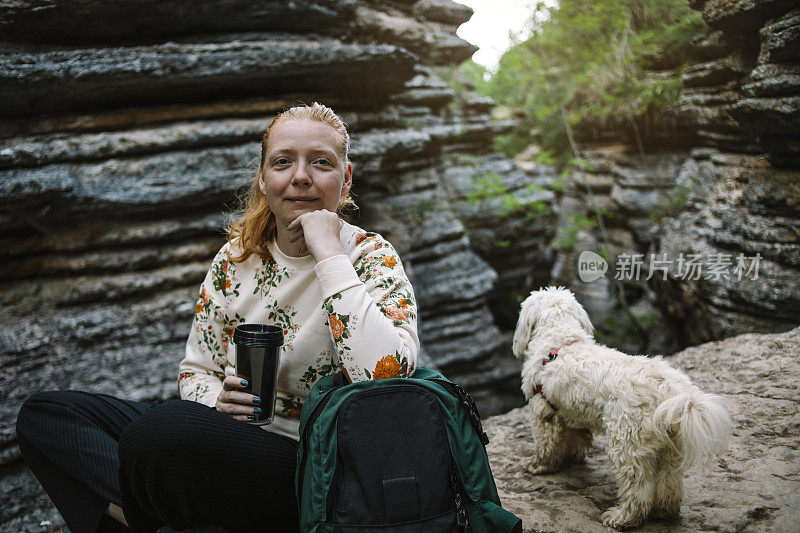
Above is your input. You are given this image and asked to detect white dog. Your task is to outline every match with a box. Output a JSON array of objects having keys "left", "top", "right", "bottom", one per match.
[{"left": 512, "top": 286, "right": 732, "bottom": 529}]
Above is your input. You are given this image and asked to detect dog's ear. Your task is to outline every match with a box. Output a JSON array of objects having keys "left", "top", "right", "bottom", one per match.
[
  {"left": 564, "top": 290, "right": 595, "bottom": 335},
  {"left": 513, "top": 291, "right": 540, "bottom": 359}
]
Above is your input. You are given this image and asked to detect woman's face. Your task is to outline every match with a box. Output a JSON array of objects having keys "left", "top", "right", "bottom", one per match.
[{"left": 259, "top": 118, "right": 352, "bottom": 227}]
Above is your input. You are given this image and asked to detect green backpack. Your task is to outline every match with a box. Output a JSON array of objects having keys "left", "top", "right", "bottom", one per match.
[{"left": 295, "top": 367, "right": 523, "bottom": 532}]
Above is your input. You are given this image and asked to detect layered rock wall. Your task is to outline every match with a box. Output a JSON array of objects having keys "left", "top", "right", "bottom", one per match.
[
  {"left": 0, "top": 1, "right": 559, "bottom": 529},
  {"left": 552, "top": 0, "right": 800, "bottom": 352}
]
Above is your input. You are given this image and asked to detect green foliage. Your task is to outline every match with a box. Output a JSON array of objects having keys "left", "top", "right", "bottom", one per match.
[
  {"left": 553, "top": 214, "right": 598, "bottom": 250},
  {"left": 438, "top": 59, "right": 492, "bottom": 114},
  {"left": 482, "top": 0, "right": 706, "bottom": 158},
  {"left": 503, "top": 194, "right": 523, "bottom": 213},
  {"left": 594, "top": 279, "right": 658, "bottom": 352},
  {"left": 535, "top": 150, "right": 559, "bottom": 167},
  {"left": 650, "top": 185, "right": 691, "bottom": 221},
  {"left": 458, "top": 59, "right": 492, "bottom": 95},
  {"left": 393, "top": 198, "right": 439, "bottom": 225},
  {"left": 466, "top": 172, "right": 507, "bottom": 204},
  {"left": 550, "top": 169, "right": 571, "bottom": 193},
  {"left": 467, "top": 172, "right": 551, "bottom": 219},
  {"left": 595, "top": 309, "right": 656, "bottom": 350},
  {"left": 493, "top": 127, "right": 537, "bottom": 158},
  {"left": 525, "top": 199, "right": 549, "bottom": 220}
]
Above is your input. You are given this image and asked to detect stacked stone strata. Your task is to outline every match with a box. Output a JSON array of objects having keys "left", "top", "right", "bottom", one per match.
[
  {"left": 552, "top": 0, "right": 799, "bottom": 353},
  {"left": 0, "top": 1, "right": 559, "bottom": 530}
]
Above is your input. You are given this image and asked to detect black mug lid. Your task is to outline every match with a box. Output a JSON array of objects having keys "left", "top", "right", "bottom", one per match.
[{"left": 233, "top": 324, "right": 284, "bottom": 346}]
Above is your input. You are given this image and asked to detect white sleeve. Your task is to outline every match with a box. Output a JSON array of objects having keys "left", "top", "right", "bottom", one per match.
[{"left": 315, "top": 234, "right": 419, "bottom": 382}]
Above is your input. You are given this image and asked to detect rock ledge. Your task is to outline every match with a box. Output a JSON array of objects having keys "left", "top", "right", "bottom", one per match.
[{"left": 485, "top": 326, "right": 800, "bottom": 532}]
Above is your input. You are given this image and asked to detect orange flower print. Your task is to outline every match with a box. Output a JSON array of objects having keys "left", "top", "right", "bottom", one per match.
[
  {"left": 398, "top": 298, "right": 411, "bottom": 309},
  {"left": 374, "top": 242, "right": 383, "bottom": 251},
  {"left": 383, "top": 256, "right": 397, "bottom": 268},
  {"left": 196, "top": 287, "right": 211, "bottom": 314},
  {"left": 385, "top": 306, "right": 409, "bottom": 322},
  {"left": 355, "top": 233, "right": 368, "bottom": 245},
  {"left": 221, "top": 328, "right": 234, "bottom": 351},
  {"left": 225, "top": 278, "right": 231, "bottom": 290},
  {"left": 329, "top": 314, "right": 344, "bottom": 339},
  {"left": 281, "top": 396, "right": 303, "bottom": 420},
  {"left": 373, "top": 355, "right": 402, "bottom": 380},
  {"left": 222, "top": 260, "right": 229, "bottom": 274}
]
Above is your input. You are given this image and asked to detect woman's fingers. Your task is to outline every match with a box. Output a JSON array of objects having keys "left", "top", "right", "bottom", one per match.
[
  {"left": 221, "top": 388, "right": 258, "bottom": 404},
  {"left": 218, "top": 376, "right": 263, "bottom": 421},
  {"left": 216, "top": 395, "right": 263, "bottom": 418},
  {"left": 288, "top": 229, "right": 305, "bottom": 244},
  {"left": 219, "top": 400, "right": 262, "bottom": 416},
  {"left": 286, "top": 214, "right": 304, "bottom": 233},
  {"left": 222, "top": 375, "right": 248, "bottom": 391}
]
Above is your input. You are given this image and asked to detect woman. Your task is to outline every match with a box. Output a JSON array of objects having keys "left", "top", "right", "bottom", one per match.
[{"left": 16, "top": 102, "right": 419, "bottom": 533}]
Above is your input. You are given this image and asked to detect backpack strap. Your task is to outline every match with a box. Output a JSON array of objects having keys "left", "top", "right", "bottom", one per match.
[{"left": 434, "top": 379, "right": 490, "bottom": 446}]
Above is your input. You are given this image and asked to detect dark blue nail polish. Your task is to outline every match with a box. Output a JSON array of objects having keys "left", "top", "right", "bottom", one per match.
[
  {"left": 240, "top": 380, "right": 248, "bottom": 387},
  {"left": 252, "top": 397, "right": 261, "bottom": 404},
  {"left": 247, "top": 415, "right": 255, "bottom": 420},
  {"left": 254, "top": 408, "right": 262, "bottom": 414}
]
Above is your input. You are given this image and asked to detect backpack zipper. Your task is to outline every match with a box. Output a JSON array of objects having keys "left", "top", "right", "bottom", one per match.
[{"left": 450, "top": 461, "right": 469, "bottom": 530}]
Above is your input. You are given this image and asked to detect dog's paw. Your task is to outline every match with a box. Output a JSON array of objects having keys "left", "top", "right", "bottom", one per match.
[
  {"left": 601, "top": 507, "right": 643, "bottom": 530},
  {"left": 525, "top": 461, "right": 557, "bottom": 475}
]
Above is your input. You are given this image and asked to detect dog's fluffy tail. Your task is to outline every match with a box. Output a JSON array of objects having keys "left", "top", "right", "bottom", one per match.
[{"left": 654, "top": 388, "right": 733, "bottom": 470}]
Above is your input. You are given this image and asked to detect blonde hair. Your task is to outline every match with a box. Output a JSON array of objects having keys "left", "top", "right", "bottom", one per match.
[{"left": 225, "top": 102, "right": 357, "bottom": 263}]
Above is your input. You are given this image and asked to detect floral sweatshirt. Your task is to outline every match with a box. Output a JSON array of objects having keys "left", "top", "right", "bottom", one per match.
[{"left": 178, "top": 221, "right": 419, "bottom": 440}]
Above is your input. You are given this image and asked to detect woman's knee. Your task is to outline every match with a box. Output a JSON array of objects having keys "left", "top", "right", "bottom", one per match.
[
  {"left": 118, "top": 400, "right": 218, "bottom": 465},
  {"left": 16, "top": 391, "right": 77, "bottom": 441}
]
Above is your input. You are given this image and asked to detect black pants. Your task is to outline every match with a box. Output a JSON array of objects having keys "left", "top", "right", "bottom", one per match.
[{"left": 16, "top": 391, "right": 300, "bottom": 533}]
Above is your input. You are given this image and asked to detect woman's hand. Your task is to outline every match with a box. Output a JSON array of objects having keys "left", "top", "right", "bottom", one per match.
[
  {"left": 287, "top": 210, "right": 344, "bottom": 262},
  {"left": 216, "top": 376, "right": 263, "bottom": 422}
]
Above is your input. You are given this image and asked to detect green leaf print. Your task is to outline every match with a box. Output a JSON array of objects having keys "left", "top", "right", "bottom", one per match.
[
  {"left": 253, "top": 259, "right": 292, "bottom": 298},
  {"left": 211, "top": 256, "right": 241, "bottom": 297},
  {"left": 222, "top": 312, "right": 245, "bottom": 352},
  {"left": 267, "top": 307, "right": 297, "bottom": 332},
  {"left": 195, "top": 286, "right": 226, "bottom": 365},
  {"left": 298, "top": 363, "right": 336, "bottom": 390}
]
